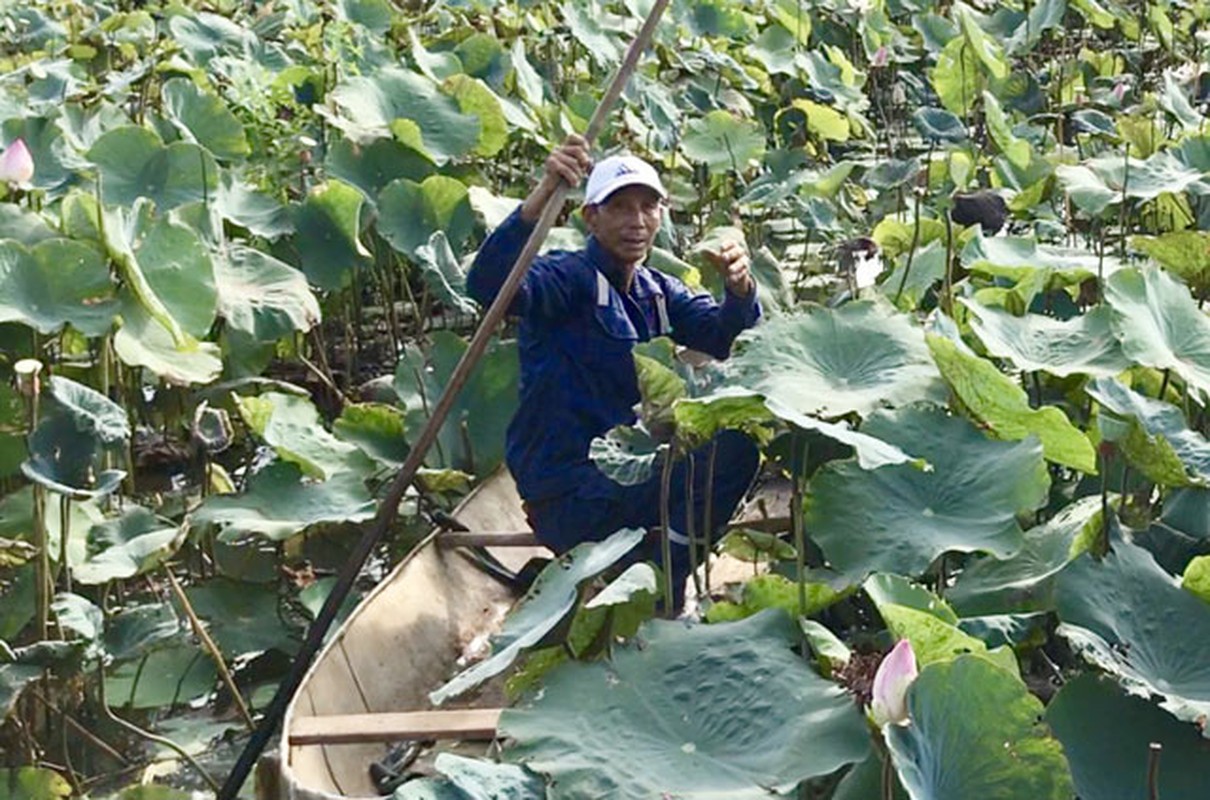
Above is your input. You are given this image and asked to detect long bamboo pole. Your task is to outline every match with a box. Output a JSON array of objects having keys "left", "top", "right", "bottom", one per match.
[{"left": 218, "top": 4, "right": 671, "bottom": 795}]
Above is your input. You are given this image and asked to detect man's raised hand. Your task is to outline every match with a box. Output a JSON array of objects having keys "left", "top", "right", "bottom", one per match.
[
  {"left": 707, "top": 239, "right": 755, "bottom": 298},
  {"left": 520, "top": 134, "right": 592, "bottom": 222}
]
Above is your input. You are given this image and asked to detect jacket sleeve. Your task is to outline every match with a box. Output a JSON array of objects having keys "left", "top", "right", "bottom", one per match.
[
  {"left": 663, "top": 276, "right": 762, "bottom": 360},
  {"left": 466, "top": 207, "right": 585, "bottom": 320}
]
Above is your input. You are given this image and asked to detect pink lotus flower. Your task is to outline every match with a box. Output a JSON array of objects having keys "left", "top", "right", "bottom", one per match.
[
  {"left": 0, "top": 139, "right": 34, "bottom": 186},
  {"left": 870, "top": 639, "right": 918, "bottom": 726},
  {"left": 872, "top": 46, "right": 889, "bottom": 68}
]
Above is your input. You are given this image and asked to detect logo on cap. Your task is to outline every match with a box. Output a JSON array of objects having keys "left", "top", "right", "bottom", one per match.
[{"left": 614, "top": 163, "right": 637, "bottom": 177}]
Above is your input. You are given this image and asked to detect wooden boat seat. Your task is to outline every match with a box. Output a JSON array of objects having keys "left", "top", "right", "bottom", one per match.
[{"left": 289, "top": 709, "right": 502, "bottom": 745}]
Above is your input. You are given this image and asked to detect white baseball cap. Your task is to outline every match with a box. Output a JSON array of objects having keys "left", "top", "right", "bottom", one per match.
[{"left": 583, "top": 154, "right": 667, "bottom": 206}]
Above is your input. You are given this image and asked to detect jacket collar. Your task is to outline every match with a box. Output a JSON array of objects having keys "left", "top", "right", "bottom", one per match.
[{"left": 586, "top": 235, "right": 657, "bottom": 298}]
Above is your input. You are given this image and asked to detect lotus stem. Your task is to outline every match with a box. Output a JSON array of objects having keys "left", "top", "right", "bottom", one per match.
[
  {"left": 58, "top": 495, "right": 71, "bottom": 593},
  {"left": 164, "top": 567, "right": 255, "bottom": 731},
  {"left": 31, "top": 689, "right": 128, "bottom": 766},
  {"left": 659, "top": 446, "right": 675, "bottom": 618},
  {"left": 16, "top": 359, "right": 48, "bottom": 639},
  {"left": 881, "top": 745, "right": 896, "bottom": 800},
  {"left": 1147, "top": 741, "right": 1162, "bottom": 800},
  {"left": 701, "top": 440, "right": 718, "bottom": 597}
]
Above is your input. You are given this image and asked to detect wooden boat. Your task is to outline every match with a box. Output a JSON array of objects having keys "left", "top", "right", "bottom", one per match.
[{"left": 258, "top": 468, "right": 790, "bottom": 799}]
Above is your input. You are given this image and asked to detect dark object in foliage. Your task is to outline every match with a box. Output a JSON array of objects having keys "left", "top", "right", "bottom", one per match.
[
  {"left": 951, "top": 190, "right": 1008, "bottom": 235},
  {"left": 369, "top": 739, "right": 431, "bottom": 794}
]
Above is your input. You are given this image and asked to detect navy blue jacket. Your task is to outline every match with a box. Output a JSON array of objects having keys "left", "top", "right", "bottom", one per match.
[{"left": 466, "top": 208, "right": 761, "bottom": 502}]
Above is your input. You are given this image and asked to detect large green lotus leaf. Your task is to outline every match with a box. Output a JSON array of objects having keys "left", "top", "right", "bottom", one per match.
[
  {"left": 0, "top": 767, "right": 71, "bottom": 800},
  {"left": 930, "top": 35, "right": 982, "bottom": 116},
  {"left": 1057, "top": 151, "right": 1203, "bottom": 215},
  {"left": 129, "top": 214, "right": 217, "bottom": 338},
  {"left": 168, "top": 10, "right": 252, "bottom": 66},
  {"left": 393, "top": 332, "right": 517, "bottom": 476},
  {"left": 161, "top": 76, "right": 249, "bottom": 160},
  {"left": 412, "top": 233, "right": 482, "bottom": 317},
  {"left": 963, "top": 233, "right": 1124, "bottom": 285},
  {"left": 0, "top": 203, "right": 57, "bottom": 247},
  {"left": 1132, "top": 231, "right": 1210, "bottom": 293},
  {"left": 100, "top": 200, "right": 190, "bottom": 347},
  {"left": 189, "top": 462, "right": 376, "bottom": 542},
  {"left": 865, "top": 573, "right": 959, "bottom": 623},
  {"left": 0, "top": 487, "right": 97, "bottom": 572},
  {"left": 334, "top": 402, "right": 409, "bottom": 467},
  {"left": 104, "top": 642, "right": 216, "bottom": 709},
  {"left": 723, "top": 302, "right": 944, "bottom": 419},
  {"left": 394, "top": 754, "right": 546, "bottom": 800},
  {"left": 1047, "top": 674, "right": 1210, "bottom": 799},
  {"left": 1089, "top": 377, "right": 1210, "bottom": 486},
  {"left": 214, "top": 244, "right": 320, "bottom": 342},
  {"left": 681, "top": 110, "right": 766, "bottom": 173},
  {"left": 325, "top": 136, "right": 435, "bottom": 200},
  {"left": 878, "top": 603, "right": 1019, "bottom": 675},
  {"left": 378, "top": 175, "right": 474, "bottom": 260},
  {"left": 704, "top": 573, "right": 848, "bottom": 624},
  {"left": 912, "top": 107, "right": 968, "bottom": 143},
  {"left": 955, "top": 4, "right": 1009, "bottom": 79},
  {"left": 74, "top": 507, "right": 184, "bottom": 585},
  {"left": 443, "top": 75, "right": 508, "bottom": 158},
  {"left": 948, "top": 494, "right": 1103, "bottom": 615},
  {"left": 113, "top": 296, "right": 222, "bottom": 386},
  {"left": 1057, "top": 535, "right": 1210, "bottom": 729},
  {"left": 0, "top": 238, "right": 117, "bottom": 336},
  {"left": 670, "top": 387, "right": 923, "bottom": 470},
  {"left": 22, "top": 416, "right": 124, "bottom": 500},
  {"left": 430, "top": 528, "right": 644, "bottom": 706},
  {"left": 325, "top": 68, "right": 479, "bottom": 163},
  {"left": 292, "top": 179, "right": 372, "bottom": 290},
  {"left": 47, "top": 376, "right": 128, "bottom": 445},
  {"left": 235, "top": 392, "right": 373, "bottom": 480},
  {"left": 215, "top": 175, "right": 293, "bottom": 240},
  {"left": 1105, "top": 266, "right": 1210, "bottom": 398},
  {"left": 885, "top": 655, "right": 1074, "bottom": 800},
  {"left": 589, "top": 424, "right": 661, "bottom": 487},
  {"left": 807, "top": 406, "right": 1049, "bottom": 581},
  {"left": 102, "top": 603, "right": 181, "bottom": 663},
  {"left": 563, "top": 0, "right": 624, "bottom": 62},
  {"left": 501, "top": 609, "right": 869, "bottom": 799},
  {"left": 184, "top": 578, "right": 297, "bottom": 656},
  {"left": 928, "top": 334, "right": 1096, "bottom": 472},
  {"left": 961, "top": 299, "right": 1129, "bottom": 378},
  {"left": 87, "top": 125, "right": 219, "bottom": 211}
]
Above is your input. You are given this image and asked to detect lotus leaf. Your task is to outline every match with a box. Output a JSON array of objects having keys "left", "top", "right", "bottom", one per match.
[
  {"left": 1057, "top": 151, "right": 1203, "bottom": 215},
  {"left": 589, "top": 424, "right": 662, "bottom": 487},
  {"left": 104, "top": 642, "right": 216, "bottom": 709},
  {"left": 169, "top": 11, "right": 252, "bottom": 66},
  {"left": 73, "top": 507, "right": 184, "bottom": 585},
  {"left": 394, "top": 754, "right": 546, "bottom": 800},
  {"left": 102, "top": 604, "right": 181, "bottom": 663},
  {"left": 930, "top": 37, "right": 981, "bottom": 116},
  {"left": 413, "top": 232, "right": 479, "bottom": 317},
  {"left": 563, "top": 0, "right": 623, "bottom": 63},
  {"left": 1089, "top": 376, "right": 1210, "bottom": 486},
  {"left": 913, "top": 107, "right": 968, "bottom": 143},
  {"left": 681, "top": 110, "right": 766, "bottom": 173},
  {"left": 189, "top": 462, "right": 375, "bottom": 542},
  {"left": 292, "top": 179, "right": 371, "bottom": 290},
  {"left": 948, "top": 494, "right": 1104, "bottom": 615},
  {"left": 703, "top": 573, "right": 846, "bottom": 622},
  {"left": 113, "top": 296, "right": 222, "bottom": 386},
  {"left": 1057, "top": 535, "right": 1210, "bottom": 730},
  {"left": 430, "top": 527, "right": 644, "bottom": 706},
  {"left": 963, "top": 233, "right": 1123, "bottom": 284},
  {"left": 807, "top": 405, "right": 1049, "bottom": 581},
  {"left": 1105, "top": 266, "right": 1210, "bottom": 398},
  {"left": 23, "top": 419, "right": 124, "bottom": 500},
  {"left": 325, "top": 68, "right": 479, "bottom": 162},
  {"left": 161, "top": 77, "right": 249, "bottom": 160},
  {"left": 379, "top": 175, "right": 474, "bottom": 260},
  {"left": 237, "top": 392, "right": 372, "bottom": 480},
  {"left": 184, "top": 578, "right": 297, "bottom": 656},
  {"left": 927, "top": 334, "right": 1096, "bottom": 472},
  {"left": 723, "top": 302, "right": 944, "bottom": 419},
  {"left": 863, "top": 573, "right": 958, "bottom": 624},
  {"left": 214, "top": 244, "right": 320, "bottom": 342},
  {"left": 334, "top": 403, "right": 409, "bottom": 467},
  {"left": 1131, "top": 230, "right": 1210, "bottom": 292},
  {"left": 501, "top": 609, "right": 869, "bottom": 799},
  {"left": 885, "top": 654, "right": 1074, "bottom": 799},
  {"left": 393, "top": 332, "right": 517, "bottom": 476},
  {"left": 0, "top": 768, "right": 70, "bottom": 800},
  {"left": 443, "top": 75, "right": 508, "bottom": 158},
  {"left": 0, "top": 239, "right": 117, "bottom": 336},
  {"left": 1047, "top": 674, "right": 1210, "bottom": 799},
  {"left": 961, "top": 299, "right": 1129, "bottom": 378},
  {"left": 87, "top": 126, "right": 219, "bottom": 212}
]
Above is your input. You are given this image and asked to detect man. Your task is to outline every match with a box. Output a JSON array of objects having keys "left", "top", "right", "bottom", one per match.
[{"left": 466, "top": 134, "right": 761, "bottom": 610}]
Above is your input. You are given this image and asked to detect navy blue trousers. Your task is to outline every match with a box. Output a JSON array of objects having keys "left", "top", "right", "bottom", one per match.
[{"left": 525, "top": 430, "right": 759, "bottom": 609}]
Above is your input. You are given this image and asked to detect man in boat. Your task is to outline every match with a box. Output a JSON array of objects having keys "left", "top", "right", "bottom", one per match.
[{"left": 466, "top": 134, "right": 761, "bottom": 611}]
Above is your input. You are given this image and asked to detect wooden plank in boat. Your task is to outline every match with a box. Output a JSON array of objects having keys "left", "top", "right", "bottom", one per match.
[{"left": 289, "top": 709, "right": 502, "bottom": 745}]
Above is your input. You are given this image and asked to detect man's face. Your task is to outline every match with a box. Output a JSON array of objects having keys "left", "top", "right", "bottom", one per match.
[{"left": 583, "top": 185, "right": 663, "bottom": 267}]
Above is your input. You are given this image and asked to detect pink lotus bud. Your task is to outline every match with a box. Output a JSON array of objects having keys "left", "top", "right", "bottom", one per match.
[
  {"left": 873, "top": 47, "right": 889, "bottom": 68},
  {"left": 1112, "top": 82, "right": 1127, "bottom": 103},
  {"left": 0, "top": 139, "right": 33, "bottom": 186},
  {"left": 870, "top": 639, "right": 917, "bottom": 727}
]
